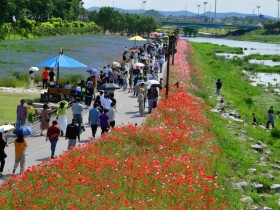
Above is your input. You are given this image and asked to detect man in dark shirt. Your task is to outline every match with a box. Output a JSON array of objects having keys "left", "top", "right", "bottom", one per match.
[
  {"left": 65, "top": 118, "right": 80, "bottom": 149},
  {"left": 216, "top": 79, "right": 222, "bottom": 95},
  {"left": 49, "top": 68, "right": 55, "bottom": 82},
  {"left": 85, "top": 83, "right": 94, "bottom": 108}
]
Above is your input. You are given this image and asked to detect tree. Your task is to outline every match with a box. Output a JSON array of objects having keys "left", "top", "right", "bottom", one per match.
[
  {"left": 95, "top": 7, "right": 116, "bottom": 34},
  {"left": 0, "top": 0, "right": 9, "bottom": 25}
]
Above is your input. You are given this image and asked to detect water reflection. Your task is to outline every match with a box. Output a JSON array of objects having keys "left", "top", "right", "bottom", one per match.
[
  {"left": 248, "top": 59, "right": 280, "bottom": 66},
  {"left": 183, "top": 37, "right": 280, "bottom": 55},
  {"left": 246, "top": 71, "right": 280, "bottom": 87}
]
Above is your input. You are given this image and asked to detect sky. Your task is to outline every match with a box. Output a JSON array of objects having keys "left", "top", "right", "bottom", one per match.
[{"left": 83, "top": 0, "right": 280, "bottom": 17}]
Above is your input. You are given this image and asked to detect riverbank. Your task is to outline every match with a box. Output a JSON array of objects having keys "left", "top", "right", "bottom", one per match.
[{"left": 190, "top": 41, "right": 280, "bottom": 208}]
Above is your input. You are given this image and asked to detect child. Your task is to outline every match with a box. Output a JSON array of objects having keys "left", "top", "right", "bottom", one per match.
[{"left": 252, "top": 113, "right": 257, "bottom": 125}]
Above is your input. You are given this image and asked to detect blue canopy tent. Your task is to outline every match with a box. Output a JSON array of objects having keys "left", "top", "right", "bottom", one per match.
[{"left": 36, "top": 50, "right": 87, "bottom": 81}]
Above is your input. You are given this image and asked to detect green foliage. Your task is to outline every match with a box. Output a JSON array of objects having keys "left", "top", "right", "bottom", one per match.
[
  {"left": 94, "top": 7, "right": 159, "bottom": 35},
  {"left": 243, "top": 96, "right": 254, "bottom": 108},
  {"left": 183, "top": 26, "right": 200, "bottom": 37},
  {"left": 271, "top": 128, "right": 280, "bottom": 138}
]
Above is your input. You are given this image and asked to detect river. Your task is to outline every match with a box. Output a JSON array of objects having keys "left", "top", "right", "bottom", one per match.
[
  {"left": 0, "top": 34, "right": 144, "bottom": 77},
  {"left": 182, "top": 37, "right": 280, "bottom": 55},
  {"left": 182, "top": 36, "right": 280, "bottom": 87}
]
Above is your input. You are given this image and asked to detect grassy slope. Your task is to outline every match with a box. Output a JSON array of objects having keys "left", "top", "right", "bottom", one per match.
[
  {"left": 0, "top": 92, "right": 39, "bottom": 125},
  {"left": 190, "top": 42, "right": 280, "bottom": 208}
]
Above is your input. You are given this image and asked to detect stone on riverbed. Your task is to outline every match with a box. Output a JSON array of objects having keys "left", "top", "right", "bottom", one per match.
[
  {"left": 270, "top": 164, "right": 280, "bottom": 170},
  {"left": 251, "top": 144, "right": 263, "bottom": 153},
  {"left": 240, "top": 195, "right": 254, "bottom": 205},
  {"left": 271, "top": 184, "right": 280, "bottom": 193}
]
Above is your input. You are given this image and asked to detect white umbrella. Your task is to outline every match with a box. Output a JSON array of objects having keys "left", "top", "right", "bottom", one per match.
[
  {"left": 0, "top": 124, "right": 15, "bottom": 133},
  {"left": 112, "top": 62, "right": 121, "bottom": 68},
  {"left": 29, "top": 67, "right": 39, "bottom": 72},
  {"left": 144, "top": 80, "right": 160, "bottom": 85},
  {"left": 133, "top": 63, "right": 145, "bottom": 69}
]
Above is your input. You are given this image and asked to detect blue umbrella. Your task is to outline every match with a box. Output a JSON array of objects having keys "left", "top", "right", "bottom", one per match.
[
  {"left": 36, "top": 52, "right": 87, "bottom": 81},
  {"left": 86, "top": 68, "right": 100, "bottom": 75},
  {"left": 13, "top": 126, "right": 33, "bottom": 136}
]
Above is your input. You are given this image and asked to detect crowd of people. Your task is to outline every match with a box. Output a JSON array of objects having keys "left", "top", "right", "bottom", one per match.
[{"left": 0, "top": 39, "right": 167, "bottom": 176}]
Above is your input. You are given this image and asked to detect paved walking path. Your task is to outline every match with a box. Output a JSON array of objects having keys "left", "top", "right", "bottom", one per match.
[{"left": 0, "top": 61, "right": 165, "bottom": 184}]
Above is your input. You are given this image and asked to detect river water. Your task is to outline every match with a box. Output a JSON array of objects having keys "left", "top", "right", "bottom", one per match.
[
  {"left": 182, "top": 36, "right": 280, "bottom": 87},
  {"left": 0, "top": 34, "right": 144, "bottom": 77}
]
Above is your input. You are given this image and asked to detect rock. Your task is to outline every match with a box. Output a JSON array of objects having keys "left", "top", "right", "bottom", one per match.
[
  {"left": 248, "top": 138, "right": 254, "bottom": 142},
  {"left": 259, "top": 162, "right": 268, "bottom": 166},
  {"left": 258, "top": 125, "right": 266, "bottom": 130},
  {"left": 235, "top": 181, "right": 251, "bottom": 191},
  {"left": 251, "top": 144, "right": 263, "bottom": 153},
  {"left": 270, "top": 164, "right": 280, "bottom": 170},
  {"left": 241, "top": 130, "right": 248, "bottom": 135},
  {"left": 277, "top": 199, "right": 280, "bottom": 206},
  {"left": 259, "top": 156, "right": 269, "bottom": 162},
  {"left": 261, "top": 173, "right": 274, "bottom": 180},
  {"left": 271, "top": 184, "right": 280, "bottom": 193},
  {"left": 241, "top": 195, "right": 254, "bottom": 205},
  {"left": 253, "top": 183, "right": 264, "bottom": 193},
  {"left": 210, "top": 108, "right": 220, "bottom": 114},
  {"left": 276, "top": 160, "right": 280, "bottom": 164},
  {"left": 257, "top": 141, "right": 267, "bottom": 148},
  {"left": 249, "top": 168, "right": 257, "bottom": 174},
  {"left": 263, "top": 207, "right": 272, "bottom": 210},
  {"left": 251, "top": 206, "right": 260, "bottom": 210},
  {"left": 229, "top": 111, "right": 241, "bottom": 119},
  {"left": 265, "top": 150, "right": 273, "bottom": 156}
]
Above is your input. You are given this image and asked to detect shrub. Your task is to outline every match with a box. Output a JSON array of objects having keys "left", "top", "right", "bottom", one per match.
[{"left": 271, "top": 127, "right": 280, "bottom": 138}]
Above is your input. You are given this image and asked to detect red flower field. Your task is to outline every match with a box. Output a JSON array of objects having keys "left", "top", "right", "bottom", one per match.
[{"left": 0, "top": 39, "right": 229, "bottom": 209}]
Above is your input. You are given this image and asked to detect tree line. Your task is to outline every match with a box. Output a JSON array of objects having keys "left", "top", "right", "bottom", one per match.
[
  {"left": 0, "top": 1, "right": 159, "bottom": 40},
  {"left": 89, "top": 7, "right": 159, "bottom": 36}
]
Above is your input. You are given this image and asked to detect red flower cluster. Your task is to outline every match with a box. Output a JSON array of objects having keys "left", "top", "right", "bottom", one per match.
[{"left": 0, "top": 39, "right": 228, "bottom": 209}]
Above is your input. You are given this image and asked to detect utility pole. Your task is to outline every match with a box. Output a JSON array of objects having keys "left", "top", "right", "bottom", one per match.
[
  {"left": 203, "top": 2, "right": 208, "bottom": 17},
  {"left": 197, "top": 4, "right": 201, "bottom": 17},
  {"left": 142, "top": 1, "right": 147, "bottom": 14},
  {"left": 256, "top": 6, "right": 261, "bottom": 16},
  {"left": 214, "top": 0, "right": 217, "bottom": 19},
  {"left": 277, "top": 0, "right": 280, "bottom": 20},
  {"left": 185, "top": 4, "right": 187, "bottom": 21},
  {"left": 166, "top": 35, "right": 177, "bottom": 97}
]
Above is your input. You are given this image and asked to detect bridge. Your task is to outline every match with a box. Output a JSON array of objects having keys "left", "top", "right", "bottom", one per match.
[{"left": 161, "top": 21, "right": 260, "bottom": 31}]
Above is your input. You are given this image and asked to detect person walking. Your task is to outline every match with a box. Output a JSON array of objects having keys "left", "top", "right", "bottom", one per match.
[
  {"left": 159, "top": 57, "right": 165, "bottom": 73},
  {"left": 42, "top": 68, "right": 49, "bottom": 89},
  {"left": 12, "top": 134, "right": 27, "bottom": 174},
  {"left": 99, "top": 109, "right": 110, "bottom": 135},
  {"left": 0, "top": 132, "right": 8, "bottom": 177},
  {"left": 65, "top": 118, "right": 80, "bottom": 149},
  {"left": 26, "top": 101, "right": 36, "bottom": 127},
  {"left": 147, "top": 85, "right": 158, "bottom": 114},
  {"left": 128, "top": 75, "right": 133, "bottom": 93},
  {"left": 40, "top": 103, "right": 50, "bottom": 136},
  {"left": 16, "top": 99, "right": 27, "bottom": 128},
  {"left": 72, "top": 98, "right": 84, "bottom": 133},
  {"left": 29, "top": 70, "right": 36, "bottom": 88},
  {"left": 85, "top": 83, "right": 94, "bottom": 108},
  {"left": 216, "top": 79, "right": 222, "bottom": 95},
  {"left": 49, "top": 68, "right": 55, "bottom": 83},
  {"left": 266, "top": 110, "right": 275, "bottom": 129},
  {"left": 138, "top": 83, "right": 145, "bottom": 117},
  {"left": 46, "top": 120, "right": 61, "bottom": 158},
  {"left": 123, "top": 71, "right": 129, "bottom": 91},
  {"left": 56, "top": 100, "right": 68, "bottom": 136},
  {"left": 88, "top": 103, "right": 100, "bottom": 138},
  {"left": 107, "top": 102, "right": 116, "bottom": 131}
]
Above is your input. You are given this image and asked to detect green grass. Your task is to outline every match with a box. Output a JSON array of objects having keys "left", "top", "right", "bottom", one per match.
[
  {"left": 190, "top": 41, "right": 280, "bottom": 209},
  {"left": 0, "top": 92, "right": 39, "bottom": 125},
  {"left": 229, "top": 30, "right": 280, "bottom": 44}
]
